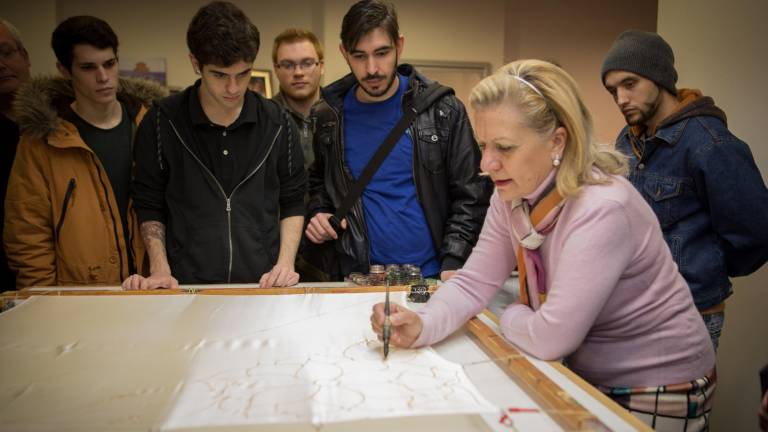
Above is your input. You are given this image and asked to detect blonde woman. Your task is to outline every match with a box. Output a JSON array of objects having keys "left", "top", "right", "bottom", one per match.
[{"left": 371, "top": 60, "right": 715, "bottom": 430}]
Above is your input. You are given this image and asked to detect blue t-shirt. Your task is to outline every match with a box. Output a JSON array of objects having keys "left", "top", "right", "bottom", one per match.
[{"left": 343, "top": 75, "right": 439, "bottom": 276}]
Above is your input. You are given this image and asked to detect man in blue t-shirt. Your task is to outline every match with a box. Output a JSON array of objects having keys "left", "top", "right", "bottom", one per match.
[{"left": 305, "top": 0, "right": 491, "bottom": 280}]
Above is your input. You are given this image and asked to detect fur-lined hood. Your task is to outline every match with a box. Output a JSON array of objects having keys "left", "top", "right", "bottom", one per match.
[{"left": 13, "top": 75, "right": 168, "bottom": 140}]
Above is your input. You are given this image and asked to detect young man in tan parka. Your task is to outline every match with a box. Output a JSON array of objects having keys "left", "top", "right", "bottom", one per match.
[{"left": 3, "top": 16, "right": 166, "bottom": 288}]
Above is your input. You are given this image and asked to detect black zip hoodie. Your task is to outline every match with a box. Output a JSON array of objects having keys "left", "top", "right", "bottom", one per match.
[{"left": 132, "top": 82, "right": 306, "bottom": 283}]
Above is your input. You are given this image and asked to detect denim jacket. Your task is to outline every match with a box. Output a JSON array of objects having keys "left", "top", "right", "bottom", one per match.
[{"left": 615, "top": 89, "right": 768, "bottom": 310}]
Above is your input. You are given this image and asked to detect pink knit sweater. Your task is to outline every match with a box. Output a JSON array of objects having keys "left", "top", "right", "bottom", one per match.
[{"left": 414, "top": 170, "right": 715, "bottom": 388}]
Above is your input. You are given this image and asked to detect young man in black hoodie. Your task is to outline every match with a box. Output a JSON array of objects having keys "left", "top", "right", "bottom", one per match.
[
  {"left": 123, "top": 1, "right": 305, "bottom": 289},
  {"left": 602, "top": 30, "right": 768, "bottom": 350}
]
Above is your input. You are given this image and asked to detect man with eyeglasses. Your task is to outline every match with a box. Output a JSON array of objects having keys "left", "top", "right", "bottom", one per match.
[
  {"left": 123, "top": 1, "right": 306, "bottom": 290},
  {"left": 0, "top": 19, "right": 29, "bottom": 121},
  {"left": 305, "top": 0, "right": 491, "bottom": 281},
  {"left": 0, "top": 18, "right": 31, "bottom": 291},
  {"left": 271, "top": 28, "right": 324, "bottom": 170}
]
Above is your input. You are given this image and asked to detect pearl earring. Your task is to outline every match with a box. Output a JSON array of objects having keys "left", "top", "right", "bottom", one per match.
[{"left": 552, "top": 155, "right": 561, "bottom": 167}]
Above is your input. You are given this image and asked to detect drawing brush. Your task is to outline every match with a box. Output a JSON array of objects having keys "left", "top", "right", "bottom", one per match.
[{"left": 383, "top": 277, "right": 391, "bottom": 360}]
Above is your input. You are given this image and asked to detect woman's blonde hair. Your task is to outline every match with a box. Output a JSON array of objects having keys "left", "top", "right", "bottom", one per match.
[{"left": 469, "top": 59, "right": 627, "bottom": 198}]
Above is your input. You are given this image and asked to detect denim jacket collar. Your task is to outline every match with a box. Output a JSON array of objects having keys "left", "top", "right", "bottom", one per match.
[
  {"left": 629, "top": 88, "right": 726, "bottom": 148},
  {"left": 654, "top": 119, "right": 689, "bottom": 146}
]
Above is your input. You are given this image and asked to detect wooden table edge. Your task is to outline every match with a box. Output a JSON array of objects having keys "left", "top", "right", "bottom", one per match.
[
  {"left": 478, "top": 310, "right": 651, "bottom": 431},
  {"left": 1, "top": 285, "right": 650, "bottom": 430}
]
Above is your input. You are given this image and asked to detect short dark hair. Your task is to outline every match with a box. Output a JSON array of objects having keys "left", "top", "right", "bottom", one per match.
[
  {"left": 272, "top": 28, "right": 324, "bottom": 64},
  {"left": 340, "top": 0, "right": 399, "bottom": 52},
  {"left": 187, "top": 1, "right": 260, "bottom": 67},
  {"left": 51, "top": 16, "right": 118, "bottom": 71}
]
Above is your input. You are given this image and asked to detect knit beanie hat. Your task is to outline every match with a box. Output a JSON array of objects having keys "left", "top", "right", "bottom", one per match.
[{"left": 601, "top": 30, "right": 678, "bottom": 95}]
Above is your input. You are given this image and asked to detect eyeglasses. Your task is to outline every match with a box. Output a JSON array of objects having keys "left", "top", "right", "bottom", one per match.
[
  {"left": 0, "top": 46, "right": 20, "bottom": 61},
  {"left": 276, "top": 59, "right": 321, "bottom": 72}
]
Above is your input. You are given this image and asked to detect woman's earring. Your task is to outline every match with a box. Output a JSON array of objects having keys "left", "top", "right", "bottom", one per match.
[{"left": 552, "top": 155, "right": 561, "bottom": 167}]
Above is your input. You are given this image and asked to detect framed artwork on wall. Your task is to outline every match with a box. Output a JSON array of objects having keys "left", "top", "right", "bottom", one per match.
[
  {"left": 249, "top": 69, "right": 273, "bottom": 98},
  {"left": 119, "top": 57, "right": 167, "bottom": 86}
]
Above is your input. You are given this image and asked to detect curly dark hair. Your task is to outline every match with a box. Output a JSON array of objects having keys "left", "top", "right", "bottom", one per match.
[
  {"left": 340, "top": 0, "right": 399, "bottom": 52},
  {"left": 187, "top": 1, "right": 260, "bottom": 67},
  {"left": 51, "top": 15, "right": 118, "bottom": 71}
]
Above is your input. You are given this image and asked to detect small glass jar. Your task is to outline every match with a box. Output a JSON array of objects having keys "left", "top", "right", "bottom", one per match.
[
  {"left": 348, "top": 272, "right": 365, "bottom": 285},
  {"left": 386, "top": 264, "right": 405, "bottom": 285},
  {"left": 369, "top": 264, "right": 386, "bottom": 285},
  {"left": 404, "top": 264, "right": 423, "bottom": 285},
  {"left": 353, "top": 275, "right": 370, "bottom": 286}
]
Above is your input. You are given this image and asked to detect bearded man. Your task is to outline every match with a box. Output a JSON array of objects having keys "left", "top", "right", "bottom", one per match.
[{"left": 305, "top": 0, "right": 491, "bottom": 281}]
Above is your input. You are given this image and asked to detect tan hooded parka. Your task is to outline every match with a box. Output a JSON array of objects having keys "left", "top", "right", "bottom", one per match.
[{"left": 4, "top": 76, "right": 167, "bottom": 288}]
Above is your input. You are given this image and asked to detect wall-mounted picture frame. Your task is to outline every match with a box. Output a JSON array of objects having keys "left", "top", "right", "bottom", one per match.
[
  {"left": 119, "top": 57, "right": 167, "bottom": 86},
  {"left": 249, "top": 69, "right": 273, "bottom": 98}
]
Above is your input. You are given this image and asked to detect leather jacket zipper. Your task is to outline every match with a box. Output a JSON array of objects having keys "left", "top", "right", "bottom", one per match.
[
  {"left": 409, "top": 124, "right": 422, "bottom": 204},
  {"left": 328, "top": 105, "right": 371, "bottom": 268},
  {"left": 55, "top": 178, "right": 76, "bottom": 243},
  {"left": 168, "top": 119, "right": 282, "bottom": 282}
]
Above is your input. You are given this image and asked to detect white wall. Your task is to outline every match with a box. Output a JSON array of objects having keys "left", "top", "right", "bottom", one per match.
[
  {"left": 53, "top": 0, "right": 320, "bottom": 91},
  {"left": 659, "top": 1, "right": 768, "bottom": 430},
  {"left": 0, "top": 0, "right": 57, "bottom": 76},
  {"left": 2, "top": 0, "right": 505, "bottom": 96},
  {"left": 323, "top": 0, "right": 506, "bottom": 84},
  {"left": 505, "top": 0, "right": 657, "bottom": 145}
]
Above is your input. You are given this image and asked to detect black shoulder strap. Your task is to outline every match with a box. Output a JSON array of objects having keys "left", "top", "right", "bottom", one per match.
[{"left": 328, "top": 82, "right": 452, "bottom": 232}]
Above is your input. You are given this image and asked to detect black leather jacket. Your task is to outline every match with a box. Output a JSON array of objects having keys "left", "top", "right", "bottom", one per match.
[{"left": 308, "top": 64, "right": 492, "bottom": 276}]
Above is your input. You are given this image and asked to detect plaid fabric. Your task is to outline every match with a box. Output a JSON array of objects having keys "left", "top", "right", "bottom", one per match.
[{"left": 600, "top": 369, "right": 716, "bottom": 432}]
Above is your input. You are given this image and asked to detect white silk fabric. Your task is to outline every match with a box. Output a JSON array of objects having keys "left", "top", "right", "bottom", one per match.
[{"left": 0, "top": 293, "right": 496, "bottom": 430}]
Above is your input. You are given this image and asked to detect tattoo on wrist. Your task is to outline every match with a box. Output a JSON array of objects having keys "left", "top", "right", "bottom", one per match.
[{"left": 141, "top": 221, "right": 166, "bottom": 247}]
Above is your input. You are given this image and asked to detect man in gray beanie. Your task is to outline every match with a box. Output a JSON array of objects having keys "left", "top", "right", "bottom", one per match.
[
  {"left": 602, "top": 29, "right": 768, "bottom": 351},
  {"left": 601, "top": 29, "right": 677, "bottom": 96}
]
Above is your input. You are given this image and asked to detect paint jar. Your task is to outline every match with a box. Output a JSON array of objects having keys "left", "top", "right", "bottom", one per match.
[
  {"left": 403, "top": 264, "right": 423, "bottom": 285},
  {"left": 348, "top": 272, "right": 365, "bottom": 285},
  {"left": 387, "top": 264, "right": 409, "bottom": 285},
  {"left": 369, "top": 265, "right": 386, "bottom": 285},
  {"left": 353, "top": 275, "right": 370, "bottom": 286}
]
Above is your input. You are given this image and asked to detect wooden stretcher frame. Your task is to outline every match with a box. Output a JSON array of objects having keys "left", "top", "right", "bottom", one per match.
[{"left": 0, "top": 284, "right": 650, "bottom": 431}]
